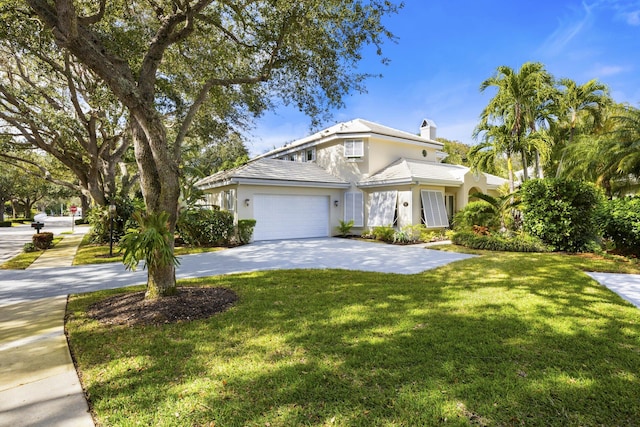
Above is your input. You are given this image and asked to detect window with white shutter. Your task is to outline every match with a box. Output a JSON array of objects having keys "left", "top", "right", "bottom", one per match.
[
  {"left": 367, "top": 191, "right": 398, "bottom": 226},
  {"left": 421, "top": 190, "right": 449, "bottom": 228},
  {"left": 344, "top": 192, "right": 364, "bottom": 227}
]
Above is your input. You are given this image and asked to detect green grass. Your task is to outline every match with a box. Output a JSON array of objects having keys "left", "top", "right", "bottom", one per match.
[
  {"left": 0, "top": 237, "right": 63, "bottom": 269},
  {"left": 73, "top": 234, "right": 224, "bottom": 265},
  {"left": 66, "top": 252, "right": 640, "bottom": 426}
]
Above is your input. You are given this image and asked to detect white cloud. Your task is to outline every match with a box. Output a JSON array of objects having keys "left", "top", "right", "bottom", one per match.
[
  {"left": 537, "top": 2, "right": 595, "bottom": 56},
  {"left": 624, "top": 10, "right": 640, "bottom": 25},
  {"left": 590, "top": 64, "right": 630, "bottom": 77}
]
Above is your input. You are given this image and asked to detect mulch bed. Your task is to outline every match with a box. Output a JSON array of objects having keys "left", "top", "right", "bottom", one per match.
[{"left": 87, "top": 287, "right": 238, "bottom": 326}]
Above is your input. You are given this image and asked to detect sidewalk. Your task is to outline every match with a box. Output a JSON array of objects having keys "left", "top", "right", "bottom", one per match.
[
  {"left": 0, "top": 229, "right": 94, "bottom": 427},
  {"left": 28, "top": 231, "right": 87, "bottom": 269}
]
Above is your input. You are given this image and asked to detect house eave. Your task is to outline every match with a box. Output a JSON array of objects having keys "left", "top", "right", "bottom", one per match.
[
  {"left": 357, "top": 177, "right": 463, "bottom": 188},
  {"left": 201, "top": 177, "right": 350, "bottom": 189}
]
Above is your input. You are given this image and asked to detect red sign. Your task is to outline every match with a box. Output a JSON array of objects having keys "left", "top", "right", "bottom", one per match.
[{"left": 70, "top": 205, "right": 78, "bottom": 214}]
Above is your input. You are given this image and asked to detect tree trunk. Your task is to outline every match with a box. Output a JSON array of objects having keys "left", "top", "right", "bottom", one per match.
[
  {"left": 80, "top": 194, "right": 90, "bottom": 218},
  {"left": 507, "top": 155, "right": 515, "bottom": 193},
  {"left": 131, "top": 118, "right": 180, "bottom": 298},
  {"left": 145, "top": 257, "right": 177, "bottom": 299},
  {"left": 521, "top": 150, "right": 529, "bottom": 182}
]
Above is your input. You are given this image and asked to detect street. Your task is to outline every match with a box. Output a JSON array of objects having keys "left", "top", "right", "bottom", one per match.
[{"left": 0, "top": 216, "right": 80, "bottom": 264}]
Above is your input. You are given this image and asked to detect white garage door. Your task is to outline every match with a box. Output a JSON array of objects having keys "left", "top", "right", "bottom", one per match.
[{"left": 253, "top": 194, "right": 330, "bottom": 241}]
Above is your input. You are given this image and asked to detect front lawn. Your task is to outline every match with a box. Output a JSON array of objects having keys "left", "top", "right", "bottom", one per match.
[
  {"left": 66, "top": 252, "right": 640, "bottom": 426},
  {"left": 73, "top": 234, "right": 225, "bottom": 265}
]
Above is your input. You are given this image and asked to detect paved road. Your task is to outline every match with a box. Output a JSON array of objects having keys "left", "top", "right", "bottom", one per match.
[
  {"left": 0, "top": 238, "right": 476, "bottom": 307},
  {"left": 0, "top": 216, "right": 80, "bottom": 264}
]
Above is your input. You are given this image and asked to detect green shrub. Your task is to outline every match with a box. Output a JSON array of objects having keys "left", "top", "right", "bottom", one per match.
[
  {"left": 177, "top": 209, "right": 235, "bottom": 246},
  {"left": 370, "top": 225, "right": 395, "bottom": 242},
  {"left": 453, "top": 201, "right": 499, "bottom": 231},
  {"left": 420, "top": 228, "right": 450, "bottom": 243},
  {"left": 32, "top": 232, "right": 54, "bottom": 250},
  {"left": 336, "top": 220, "right": 354, "bottom": 237},
  {"left": 598, "top": 196, "right": 640, "bottom": 256},
  {"left": 23, "top": 242, "right": 36, "bottom": 253},
  {"left": 237, "top": 219, "right": 257, "bottom": 244},
  {"left": 452, "top": 231, "right": 549, "bottom": 252},
  {"left": 0, "top": 221, "right": 10, "bottom": 227},
  {"left": 521, "top": 178, "right": 604, "bottom": 252},
  {"left": 75, "top": 218, "right": 89, "bottom": 226},
  {"left": 87, "top": 197, "right": 141, "bottom": 244},
  {"left": 392, "top": 225, "right": 425, "bottom": 244}
]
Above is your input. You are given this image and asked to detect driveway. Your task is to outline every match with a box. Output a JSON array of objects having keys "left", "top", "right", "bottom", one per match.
[{"left": 0, "top": 238, "right": 475, "bottom": 306}]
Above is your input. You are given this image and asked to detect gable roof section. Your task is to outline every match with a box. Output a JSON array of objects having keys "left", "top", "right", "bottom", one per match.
[
  {"left": 358, "top": 158, "right": 507, "bottom": 189},
  {"left": 195, "top": 158, "right": 350, "bottom": 190},
  {"left": 258, "top": 118, "right": 444, "bottom": 159}
]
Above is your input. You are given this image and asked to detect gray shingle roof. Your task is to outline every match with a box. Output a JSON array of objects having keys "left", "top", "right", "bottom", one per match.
[{"left": 195, "top": 158, "right": 349, "bottom": 189}]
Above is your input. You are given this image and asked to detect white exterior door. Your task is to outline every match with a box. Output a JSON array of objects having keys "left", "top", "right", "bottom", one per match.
[{"left": 253, "top": 194, "right": 330, "bottom": 241}]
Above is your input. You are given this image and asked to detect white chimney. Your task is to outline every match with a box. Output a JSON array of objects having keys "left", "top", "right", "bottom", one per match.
[{"left": 420, "top": 119, "right": 437, "bottom": 140}]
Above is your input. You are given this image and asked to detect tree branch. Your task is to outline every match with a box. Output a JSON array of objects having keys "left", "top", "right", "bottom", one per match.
[{"left": 0, "top": 153, "right": 81, "bottom": 192}]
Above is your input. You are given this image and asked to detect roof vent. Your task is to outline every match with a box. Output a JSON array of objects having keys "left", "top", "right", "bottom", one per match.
[{"left": 420, "top": 119, "right": 437, "bottom": 140}]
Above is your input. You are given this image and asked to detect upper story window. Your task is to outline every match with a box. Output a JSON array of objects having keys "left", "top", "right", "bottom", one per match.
[
  {"left": 305, "top": 148, "right": 316, "bottom": 162},
  {"left": 344, "top": 139, "right": 364, "bottom": 158}
]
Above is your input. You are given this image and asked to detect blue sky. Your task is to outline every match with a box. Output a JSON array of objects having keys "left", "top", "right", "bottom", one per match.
[{"left": 246, "top": 0, "right": 640, "bottom": 156}]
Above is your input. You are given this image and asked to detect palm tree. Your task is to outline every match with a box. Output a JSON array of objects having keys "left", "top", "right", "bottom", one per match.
[
  {"left": 563, "top": 103, "right": 640, "bottom": 197},
  {"left": 477, "top": 62, "right": 555, "bottom": 184},
  {"left": 470, "top": 123, "right": 517, "bottom": 191},
  {"left": 554, "top": 78, "right": 610, "bottom": 177},
  {"left": 470, "top": 191, "right": 521, "bottom": 232}
]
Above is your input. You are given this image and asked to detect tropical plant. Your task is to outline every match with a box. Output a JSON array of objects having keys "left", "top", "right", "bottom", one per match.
[
  {"left": 553, "top": 78, "right": 610, "bottom": 177},
  {"left": 470, "top": 124, "right": 516, "bottom": 189},
  {"left": 337, "top": 219, "right": 355, "bottom": 237},
  {"left": 469, "top": 191, "right": 521, "bottom": 231},
  {"left": 120, "top": 211, "right": 180, "bottom": 298},
  {"left": 453, "top": 201, "right": 500, "bottom": 231},
  {"left": 562, "top": 104, "right": 640, "bottom": 196},
  {"left": 475, "top": 62, "right": 555, "bottom": 188}
]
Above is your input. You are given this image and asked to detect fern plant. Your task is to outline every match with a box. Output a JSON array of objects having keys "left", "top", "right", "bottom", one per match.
[
  {"left": 120, "top": 211, "right": 180, "bottom": 272},
  {"left": 336, "top": 219, "right": 355, "bottom": 237}
]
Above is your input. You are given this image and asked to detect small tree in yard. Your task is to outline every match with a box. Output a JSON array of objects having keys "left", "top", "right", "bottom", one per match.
[{"left": 521, "top": 178, "right": 604, "bottom": 252}]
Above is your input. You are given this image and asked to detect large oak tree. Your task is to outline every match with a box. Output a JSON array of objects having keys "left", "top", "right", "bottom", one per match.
[
  {"left": 0, "top": 37, "right": 134, "bottom": 209},
  {"left": 20, "top": 0, "right": 401, "bottom": 298}
]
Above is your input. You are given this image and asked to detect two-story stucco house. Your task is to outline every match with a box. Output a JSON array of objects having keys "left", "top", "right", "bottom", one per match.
[{"left": 195, "top": 118, "right": 506, "bottom": 241}]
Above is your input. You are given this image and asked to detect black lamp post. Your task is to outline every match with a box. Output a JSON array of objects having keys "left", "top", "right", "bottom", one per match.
[{"left": 108, "top": 204, "right": 116, "bottom": 257}]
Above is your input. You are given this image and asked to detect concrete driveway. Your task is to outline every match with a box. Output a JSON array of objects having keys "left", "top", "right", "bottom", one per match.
[{"left": 0, "top": 238, "right": 475, "bottom": 306}]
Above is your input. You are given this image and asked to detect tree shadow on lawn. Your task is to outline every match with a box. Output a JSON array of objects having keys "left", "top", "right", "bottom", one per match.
[{"left": 67, "top": 256, "right": 640, "bottom": 426}]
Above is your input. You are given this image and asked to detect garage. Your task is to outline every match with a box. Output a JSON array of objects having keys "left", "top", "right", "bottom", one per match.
[{"left": 253, "top": 194, "right": 330, "bottom": 241}]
